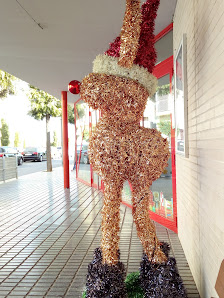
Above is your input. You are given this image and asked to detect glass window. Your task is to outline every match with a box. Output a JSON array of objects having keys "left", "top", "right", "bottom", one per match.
[
  {"left": 91, "top": 110, "right": 100, "bottom": 188},
  {"left": 75, "top": 103, "right": 102, "bottom": 189},
  {"left": 155, "top": 30, "right": 173, "bottom": 64},
  {"left": 122, "top": 75, "right": 175, "bottom": 223},
  {"left": 76, "top": 102, "right": 91, "bottom": 184},
  {"left": 156, "top": 75, "right": 172, "bottom": 116}
]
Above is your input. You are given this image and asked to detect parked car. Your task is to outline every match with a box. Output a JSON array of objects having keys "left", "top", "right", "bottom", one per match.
[
  {"left": 0, "top": 146, "right": 23, "bottom": 165},
  {"left": 23, "top": 147, "right": 46, "bottom": 162},
  {"left": 77, "top": 144, "right": 89, "bottom": 164}
]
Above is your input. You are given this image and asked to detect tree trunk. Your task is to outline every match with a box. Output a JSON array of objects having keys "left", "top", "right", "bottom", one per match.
[{"left": 46, "top": 114, "right": 52, "bottom": 172}]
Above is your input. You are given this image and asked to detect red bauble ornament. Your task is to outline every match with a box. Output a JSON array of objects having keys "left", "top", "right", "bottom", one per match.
[{"left": 68, "top": 80, "right": 80, "bottom": 94}]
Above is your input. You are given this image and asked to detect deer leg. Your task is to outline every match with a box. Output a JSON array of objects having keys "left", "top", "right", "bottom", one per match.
[
  {"left": 101, "top": 179, "right": 124, "bottom": 265},
  {"left": 131, "top": 180, "right": 167, "bottom": 264},
  {"left": 86, "top": 178, "right": 127, "bottom": 297}
]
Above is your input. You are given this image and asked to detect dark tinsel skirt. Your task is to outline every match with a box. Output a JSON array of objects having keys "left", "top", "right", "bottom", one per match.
[
  {"left": 86, "top": 248, "right": 127, "bottom": 298},
  {"left": 140, "top": 242, "right": 187, "bottom": 297}
]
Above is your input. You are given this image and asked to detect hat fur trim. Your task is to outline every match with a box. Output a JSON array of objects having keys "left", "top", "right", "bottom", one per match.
[{"left": 93, "top": 54, "right": 157, "bottom": 96}]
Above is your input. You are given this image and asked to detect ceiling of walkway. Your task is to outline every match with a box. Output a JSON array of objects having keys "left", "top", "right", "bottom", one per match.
[{"left": 0, "top": 0, "right": 177, "bottom": 103}]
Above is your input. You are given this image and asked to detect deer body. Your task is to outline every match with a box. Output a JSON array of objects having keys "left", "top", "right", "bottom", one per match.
[
  {"left": 81, "top": 73, "right": 169, "bottom": 266},
  {"left": 77, "top": 2, "right": 186, "bottom": 296},
  {"left": 89, "top": 116, "right": 168, "bottom": 184}
]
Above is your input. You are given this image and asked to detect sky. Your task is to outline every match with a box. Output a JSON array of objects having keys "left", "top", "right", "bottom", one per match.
[{"left": 0, "top": 80, "right": 75, "bottom": 152}]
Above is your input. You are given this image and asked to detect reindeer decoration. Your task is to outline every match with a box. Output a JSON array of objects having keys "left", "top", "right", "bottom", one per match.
[{"left": 77, "top": 0, "right": 186, "bottom": 296}]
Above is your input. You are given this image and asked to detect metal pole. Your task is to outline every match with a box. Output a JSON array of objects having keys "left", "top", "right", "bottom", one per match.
[
  {"left": 74, "top": 103, "right": 78, "bottom": 177},
  {"left": 16, "top": 155, "right": 18, "bottom": 179},
  {"left": 3, "top": 156, "right": 5, "bottom": 182},
  {"left": 61, "top": 91, "right": 70, "bottom": 189}
]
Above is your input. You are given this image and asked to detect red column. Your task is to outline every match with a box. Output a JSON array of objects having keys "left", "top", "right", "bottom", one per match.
[
  {"left": 61, "top": 91, "right": 70, "bottom": 189},
  {"left": 74, "top": 103, "right": 78, "bottom": 178}
]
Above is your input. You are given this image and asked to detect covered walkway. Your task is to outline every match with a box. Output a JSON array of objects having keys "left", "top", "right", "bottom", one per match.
[{"left": 0, "top": 169, "right": 199, "bottom": 297}]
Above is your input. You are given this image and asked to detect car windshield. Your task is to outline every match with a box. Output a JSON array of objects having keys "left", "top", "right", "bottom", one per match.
[{"left": 24, "top": 147, "right": 37, "bottom": 152}]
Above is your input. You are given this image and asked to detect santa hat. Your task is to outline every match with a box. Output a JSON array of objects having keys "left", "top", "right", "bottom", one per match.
[{"left": 92, "top": 0, "right": 160, "bottom": 95}]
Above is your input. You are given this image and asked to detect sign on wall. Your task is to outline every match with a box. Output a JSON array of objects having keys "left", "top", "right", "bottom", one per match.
[{"left": 174, "top": 34, "right": 189, "bottom": 157}]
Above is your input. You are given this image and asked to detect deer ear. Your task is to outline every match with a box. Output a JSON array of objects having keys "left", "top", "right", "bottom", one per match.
[{"left": 118, "top": 0, "right": 142, "bottom": 69}]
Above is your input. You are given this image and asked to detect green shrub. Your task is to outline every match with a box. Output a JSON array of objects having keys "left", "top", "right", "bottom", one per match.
[{"left": 82, "top": 272, "right": 144, "bottom": 297}]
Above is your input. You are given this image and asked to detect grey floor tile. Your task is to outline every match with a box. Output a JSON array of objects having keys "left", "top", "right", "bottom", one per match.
[{"left": 0, "top": 167, "right": 200, "bottom": 297}]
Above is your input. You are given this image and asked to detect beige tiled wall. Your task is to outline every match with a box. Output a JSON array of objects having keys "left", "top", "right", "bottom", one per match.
[{"left": 173, "top": 0, "right": 224, "bottom": 297}]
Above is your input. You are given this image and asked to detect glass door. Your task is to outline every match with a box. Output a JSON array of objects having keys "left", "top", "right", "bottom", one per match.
[
  {"left": 148, "top": 56, "right": 177, "bottom": 232},
  {"left": 75, "top": 100, "right": 91, "bottom": 186},
  {"left": 91, "top": 109, "right": 101, "bottom": 189},
  {"left": 122, "top": 56, "right": 178, "bottom": 233},
  {"left": 74, "top": 100, "right": 101, "bottom": 189}
]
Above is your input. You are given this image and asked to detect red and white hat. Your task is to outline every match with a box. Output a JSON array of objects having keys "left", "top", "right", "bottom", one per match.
[{"left": 92, "top": 0, "right": 160, "bottom": 95}]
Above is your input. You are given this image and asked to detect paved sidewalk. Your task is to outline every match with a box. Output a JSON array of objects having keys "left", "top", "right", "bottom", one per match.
[{"left": 0, "top": 168, "right": 199, "bottom": 297}]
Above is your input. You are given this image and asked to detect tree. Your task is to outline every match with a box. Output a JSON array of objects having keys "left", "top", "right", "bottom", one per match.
[
  {"left": 0, "top": 70, "right": 16, "bottom": 99},
  {"left": 51, "top": 131, "right": 58, "bottom": 147},
  {"left": 14, "top": 132, "right": 20, "bottom": 148},
  {"left": 83, "top": 129, "right": 89, "bottom": 142},
  {"left": 156, "top": 84, "right": 170, "bottom": 96},
  {"left": 0, "top": 119, "right": 10, "bottom": 146},
  {"left": 27, "top": 85, "right": 61, "bottom": 172},
  {"left": 67, "top": 103, "right": 85, "bottom": 124},
  {"left": 67, "top": 104, "right": 74, "bottom": 124},
  {"left": 157, "top": 120, "right": 171, "bottom": 137},
  {"left": 76, "top": 104, "right": 85, "bottom": 119}
]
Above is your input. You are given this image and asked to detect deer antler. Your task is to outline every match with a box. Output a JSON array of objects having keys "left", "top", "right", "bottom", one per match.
[{"left": 118, "top": 0, "right": 142, "bottom": 69}]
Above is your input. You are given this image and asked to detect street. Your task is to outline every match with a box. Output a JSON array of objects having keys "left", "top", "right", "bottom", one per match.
[{"left": 17, "top": 159, "right": 74, "bottom": 177}]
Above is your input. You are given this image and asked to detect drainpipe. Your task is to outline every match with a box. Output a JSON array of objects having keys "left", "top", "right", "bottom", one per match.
[{"left": 61, "top": 91, "right": 70, "bottom": 189}]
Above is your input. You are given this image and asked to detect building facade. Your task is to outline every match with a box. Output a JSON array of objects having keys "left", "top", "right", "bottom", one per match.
[{"left": 173, "top": 1, "right": 224, "bottom": 297}]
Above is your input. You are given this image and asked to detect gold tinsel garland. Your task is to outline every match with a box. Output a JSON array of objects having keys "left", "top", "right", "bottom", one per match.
[{"left": 118, "top": 0, "right": 142, "bottom": 68}]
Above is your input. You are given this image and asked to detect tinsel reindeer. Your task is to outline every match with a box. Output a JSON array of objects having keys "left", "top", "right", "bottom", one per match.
[{"left": 78, "top": 0, "right": 186, "bottom": 296}]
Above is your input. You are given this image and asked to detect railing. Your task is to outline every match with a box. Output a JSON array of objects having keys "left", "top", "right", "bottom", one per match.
[{"left": 0, "top": 156, "right": 18, "bottom": 182}]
